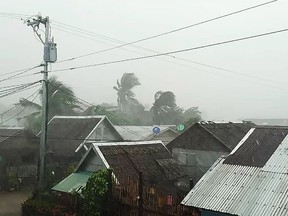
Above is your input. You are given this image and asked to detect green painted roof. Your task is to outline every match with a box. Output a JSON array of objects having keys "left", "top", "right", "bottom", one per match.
[{"left": 52, "top": 171, "right": 93, "bottom": 193}]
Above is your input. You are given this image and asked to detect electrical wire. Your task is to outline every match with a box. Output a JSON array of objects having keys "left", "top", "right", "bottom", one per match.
[
  {"left": 55, "top": 0, "right": 277, "bottom": 63},
  {"left": 0, "top": 87, "right": 41, "bottom": 126},
  {"left": 0, "top": 12, "right": 31, "bottom": 17},
  {"left": 49, "top": 28, "right": 288, "bottom": 73},
  {"left": 0, "top": 65, "right": 42, "bottom": 77},
  {"left": 0, "top": 83, "right": 35, "bottom": 89},
  {"left": 51, "top": 25, "right": 158, "bottom": 58},
  {"left": 0, "top": 64, "right": 42, "bottom": 83},
  {"left": 0, "top": 86, "right": 40, "bottom": 117},
  {"left": 49, "top": 27, "right": 288, "bottom": 91},
  {"left": 51, "top": 22, "right": 288, "bottom": 88},
  {"left": 0, "top": 81, "right": 41, "bottom": 99}
]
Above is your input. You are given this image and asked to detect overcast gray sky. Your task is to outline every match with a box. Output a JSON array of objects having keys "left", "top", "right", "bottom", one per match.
[{"left": 0, "top": 0, "right": 287, "bottom": 121}]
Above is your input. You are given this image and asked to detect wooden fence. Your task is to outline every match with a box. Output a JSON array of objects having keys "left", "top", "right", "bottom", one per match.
[{"left": 111, "top": 174, "right": 184, "bottom": 216}]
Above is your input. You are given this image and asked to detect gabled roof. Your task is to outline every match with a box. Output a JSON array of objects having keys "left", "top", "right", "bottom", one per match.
[
  {"left": 167, "top": 121, "right": 254, "bottom": 151},
  {"left": 224, "top": 126, "right": 288, "bottom": 167},
  {"left": 182, "top": 127, "right": 288, "bottom": 216},
  {"left": 45, "top": 116, "right": 123, "bottom": 157},
  {"left": 77, "top": 141, "right": 189, "bottom": 194},
  {"left": 114, "top": 125, "right": 176, "bottom": 141}
]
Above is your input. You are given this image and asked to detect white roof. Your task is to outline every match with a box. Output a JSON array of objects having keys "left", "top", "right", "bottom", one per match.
[
  {"left": 114, "top": 125, "right": 175, "bottom": 141},
  {"left": 182, "top": 135, "right": 288, "bottom": 216}
]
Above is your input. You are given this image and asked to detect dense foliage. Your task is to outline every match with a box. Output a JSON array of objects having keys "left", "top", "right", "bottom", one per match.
[
  {"left": 21, "top": 169, "right": 111, "bottom": 216},
  {"left": 81, "top": 170, "right": 111, "bottom": 216}
]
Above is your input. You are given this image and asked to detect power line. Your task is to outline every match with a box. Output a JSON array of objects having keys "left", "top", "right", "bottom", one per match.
[
  {"left": 49, "top": 28, "right": 288, "bottom": 73},
  {"left": 0, "top": 12, "right": 33, "bottom": 21},
  {"left": 0, "top": 84, "right": 35, "bottom": 96},
  {"left": 0, "top": 12, "right": 31, "bottom": 17},
  {"left": 0, "top": 87, "right": 41, "bottom": 126},
  {"left": 48, "top": 28, "right": 288, "bottom": 91},
  {"left": 50, "top": 19, "right": 288, "bottom": 88},
  {"left": 0, "top": 81, "right": 41, "bottom": 99},
  {"left": 0, "top": 66, "right": 40, "bottom": 77},
  {"left": 0, "top": 86, "right": 40, "bottom": 117},
  {"left": 0, "top": 82, "right": 38, "bottom": 90},
  {"left": 55, "top": 0, "right": 277, "bottom": 63},
  {"left": 0, "top": 64, "right": 42, "bottom": 83},
  {"left": 50, "top": 22, "right": 288, "bottom": 87}
]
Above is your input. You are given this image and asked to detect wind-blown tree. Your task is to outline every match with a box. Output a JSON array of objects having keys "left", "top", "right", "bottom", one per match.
[
  {"left": 150, "top": 91, "right": 183, "bottom": 125},
  {"left": 19, "top": 76, "right": 81, "bottom": 132},
  {"left": 183, "top": 107, "right": 202, "bottom": 127},
  {"left": 82, "top": 105, "right": 130, "bottom": 125},
  {"left": 113, "top": 73, "right": 144, "bottom": 113}
]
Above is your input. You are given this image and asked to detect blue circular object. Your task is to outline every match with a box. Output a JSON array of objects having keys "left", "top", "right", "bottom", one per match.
[{"left": 152, "top": 127, "right": 161, "bottom": 134}]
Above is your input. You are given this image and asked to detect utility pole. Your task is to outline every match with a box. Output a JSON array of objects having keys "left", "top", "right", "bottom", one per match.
[{"left": 26, "top": 15, "right": 57, "bottom": 189}]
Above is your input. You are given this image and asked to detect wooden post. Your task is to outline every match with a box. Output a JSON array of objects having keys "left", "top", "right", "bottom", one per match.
[{"left": 138, "top": 171, "right": 143, "bottom": 216}]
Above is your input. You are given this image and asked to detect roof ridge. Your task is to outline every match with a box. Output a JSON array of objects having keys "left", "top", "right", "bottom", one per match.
[{"left": 199, "top": 123, "right": 232, "bottom": 151}]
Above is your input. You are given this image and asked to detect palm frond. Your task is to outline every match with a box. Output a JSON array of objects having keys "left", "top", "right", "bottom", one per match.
[
  {"left": 120, "top": 73, "right": 140, "bottom": 91},
  {"left": 156, "top": 91, "right": 176, "bottom": 108}
]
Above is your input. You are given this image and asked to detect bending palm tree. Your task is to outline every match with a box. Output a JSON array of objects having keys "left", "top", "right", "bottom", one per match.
[{"left": 113, "top": 73, "right": 143, "bottom": 113}]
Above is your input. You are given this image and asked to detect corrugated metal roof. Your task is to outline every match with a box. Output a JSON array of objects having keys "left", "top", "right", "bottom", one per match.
[
  {"left": 52, "top": 171, "right": 93, "bottom": 193},
  {"left": 114, "top": 125, "right": 174, "bottom": 141},
  {"left": 182, "top": 135, "right": 288, "bottom": 216},
  {"left": 224, "top": 127, "right": 288, "bottom": 167}
]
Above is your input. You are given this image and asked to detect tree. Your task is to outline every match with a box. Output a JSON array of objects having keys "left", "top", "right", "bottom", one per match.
[
  {"left": 19, "top": 76, "right": 80, "bottom": 132},
  {"left": 81, "top": 169, "right": 111, "bottom": 216},
  {"left": 183, "top": 107, "right": 202, "bottom": 127},
  {"left": 82, "top": 105, "right": 130, "bottom": 125},
  {"left": 150, "top": 91, "right": 183, "bottom": 125},
  {"left": 113, "top": 73, "right": 144, "bottom": 113}
]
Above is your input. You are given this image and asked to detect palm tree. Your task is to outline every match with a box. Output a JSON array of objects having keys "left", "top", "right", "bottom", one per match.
[
  {"left": 150, "top": 91, "right": 182, "bottom": 125},
  {"left": 113, "top": 73, "right": 143, "bottom": 113},
  {"left": 19, "top": 76, "right": 80, "bottom": 132}
]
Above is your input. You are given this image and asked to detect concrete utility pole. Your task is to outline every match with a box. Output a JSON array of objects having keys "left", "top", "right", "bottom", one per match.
[{"left": 27, "top": 15, "right": 57, "bottom": 189}]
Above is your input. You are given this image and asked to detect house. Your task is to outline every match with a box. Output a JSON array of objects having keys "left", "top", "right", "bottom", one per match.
[
  {"left": 0, "top": 127, "right": 39, "bottom": 188},
  {"left": 182, "top": 126, "right": 288, "bottom": 216},
  {"left": 53, "top": 141, "right": 190, "bottom": 214},
  {"left": 166, "top": 121, "right": 254, "bottom": 183},
  {"left": 114, "top": 125, "right": 179, "bottom": 145},
  {"left": 45, "top": 116, "right": 123, "bottom": 178}
]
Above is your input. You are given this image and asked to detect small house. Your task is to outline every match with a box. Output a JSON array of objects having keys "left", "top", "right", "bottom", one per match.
[
  {"left": 45, "top": 116, "right": 123, "bottom": 178},
  {"left": 53, "top": 141, "right": 190, "bottom": 214},
  {"left": 166, "top": 121, "right": 254, "bottom": 183}
]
